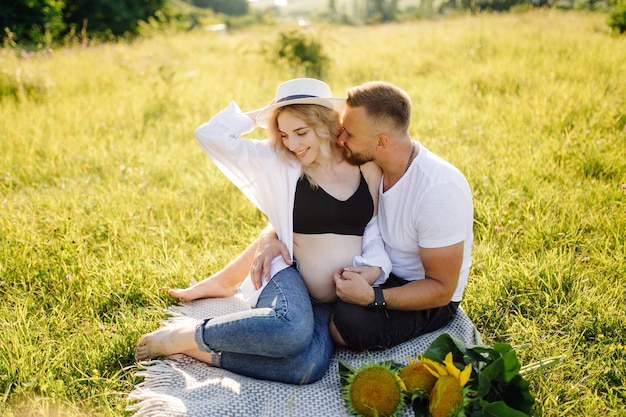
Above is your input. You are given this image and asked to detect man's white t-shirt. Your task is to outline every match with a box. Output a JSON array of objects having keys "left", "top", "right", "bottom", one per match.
[{"left": 378, "top": 143, "right": 473, "bottom": 302}]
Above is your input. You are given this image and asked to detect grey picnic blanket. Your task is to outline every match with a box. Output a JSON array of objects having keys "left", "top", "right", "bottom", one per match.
[{"left": 127, "top": 295, "right": 479, "bottom": 417}]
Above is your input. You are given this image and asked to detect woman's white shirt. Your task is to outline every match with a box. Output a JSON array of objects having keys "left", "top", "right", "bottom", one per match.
[{"left": 194, "top": 101, "right": 390, "bottom": 305}]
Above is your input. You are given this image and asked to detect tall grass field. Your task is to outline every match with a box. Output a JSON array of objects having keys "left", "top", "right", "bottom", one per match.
[{"left": 1, "top": 9, "right": 625, "bottom": 417}]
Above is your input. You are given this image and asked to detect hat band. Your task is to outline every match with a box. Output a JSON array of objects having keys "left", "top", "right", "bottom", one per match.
[{"left": 276, "top": 94, "right": 318, "bottom": 103}]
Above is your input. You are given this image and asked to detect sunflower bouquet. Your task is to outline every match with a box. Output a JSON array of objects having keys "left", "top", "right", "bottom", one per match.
[{"left": 339, "top": 333, "right": 564, "bottom": 417}]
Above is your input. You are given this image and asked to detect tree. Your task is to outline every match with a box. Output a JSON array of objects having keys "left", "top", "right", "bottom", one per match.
[
  {"left": 190, "top": 0, "right": 248, "bottom": 16},
  {"left": 609, "top": 0, "right": 626, "bottom": 33},
  {"left": 365, "top": 0, "right": 400, "bottom": 22},
  {"left": 63, "top": 0, "right": 167, "bottom": 38},
  {"left": 0, "top": 0, "right": 66, "bottom": 44},
  {"left": 1, "top": 0, "right": 168, "bottom": 44}
]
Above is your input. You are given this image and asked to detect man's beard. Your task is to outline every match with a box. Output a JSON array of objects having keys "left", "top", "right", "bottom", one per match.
[{"left": 342, "top": 146, "right": 375, "bottom": 166}]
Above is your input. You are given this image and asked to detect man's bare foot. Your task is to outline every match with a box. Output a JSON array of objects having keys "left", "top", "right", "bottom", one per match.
[
  {"left": 168, "top": 277, "right": 238, "bottom": 301},
  {"left": 135, "top": 322, "right": 198, "bottom": 361}
]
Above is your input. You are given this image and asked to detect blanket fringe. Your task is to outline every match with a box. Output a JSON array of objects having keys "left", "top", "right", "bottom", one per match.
[
  {"left": 133, "top": 360, "right": 177, "bottom": 390},
  {"left": 128, "top": 360, "right": 187, "bottom": 416},
  {"left": 126, "top": 393, "right": 185, "bottom": 417}
]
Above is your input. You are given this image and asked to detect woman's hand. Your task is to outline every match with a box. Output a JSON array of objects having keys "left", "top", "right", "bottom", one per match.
[
  {"left": 250, "top": 229, "right": 291, "bottom": 289},
  {"left": 347, "top": 266, "right": 382, "bottom": 285},
  {"left": 244, "top": 107, "right": 265, "bottom": 127}
]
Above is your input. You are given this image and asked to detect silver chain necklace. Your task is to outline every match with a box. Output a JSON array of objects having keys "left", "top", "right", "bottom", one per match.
[{"left": 405, "top": 142, "right": 416, "bottom": 174}]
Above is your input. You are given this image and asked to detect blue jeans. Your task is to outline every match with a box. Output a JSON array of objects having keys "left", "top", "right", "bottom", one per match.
[{"left": 195, "top": 265, "right": 333, "bottom": 384}]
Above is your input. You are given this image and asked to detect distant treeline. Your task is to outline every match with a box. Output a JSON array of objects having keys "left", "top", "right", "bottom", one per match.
[
  {"left": 1, "top": 0, "right": 624, "bottom": 46},
  {"left": 0, "top": 0, "right": 257, "bottom": 45}
]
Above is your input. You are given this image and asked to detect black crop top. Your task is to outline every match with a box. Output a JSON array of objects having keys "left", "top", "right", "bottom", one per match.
[{"left": 293, "top": 172, "right": 374, "bottom": 236}]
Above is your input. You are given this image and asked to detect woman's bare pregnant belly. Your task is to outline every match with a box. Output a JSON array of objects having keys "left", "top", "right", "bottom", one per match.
[{"left": 292, "top": 233, "right": 362, "bottom": 303}]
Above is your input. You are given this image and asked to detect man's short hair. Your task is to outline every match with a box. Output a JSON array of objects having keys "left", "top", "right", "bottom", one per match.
[{"left": 346, "top": 81, "right": 411, "bottom": 132}]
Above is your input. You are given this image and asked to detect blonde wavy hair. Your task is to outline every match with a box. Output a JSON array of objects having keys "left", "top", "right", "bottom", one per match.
[{"left": 267, "top": 104, "right": 342, "bottom": 185}]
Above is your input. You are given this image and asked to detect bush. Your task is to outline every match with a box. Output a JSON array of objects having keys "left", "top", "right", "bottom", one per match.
[{"left": 270, "top": 30, "right": 329, "bottom": 79}]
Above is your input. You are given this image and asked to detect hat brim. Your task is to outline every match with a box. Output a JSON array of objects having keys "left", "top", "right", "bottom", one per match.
[{"left": 255, "top": 97, "right": 346, "bottom": 128}]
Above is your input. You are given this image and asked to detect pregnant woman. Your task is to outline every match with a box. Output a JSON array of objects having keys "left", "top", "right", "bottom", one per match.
[{"left": 136, "top": 78, "right": 390, "bottom": 384}]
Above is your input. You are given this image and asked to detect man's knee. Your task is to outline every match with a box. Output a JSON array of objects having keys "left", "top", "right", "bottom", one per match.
[{"left": 332, "top": 301, "right": 385, "bottom": 351}]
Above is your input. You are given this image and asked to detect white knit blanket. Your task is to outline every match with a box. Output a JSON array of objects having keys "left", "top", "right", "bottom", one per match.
[{"left": 127, "top": 296, "right": 478, "bottom": 417}]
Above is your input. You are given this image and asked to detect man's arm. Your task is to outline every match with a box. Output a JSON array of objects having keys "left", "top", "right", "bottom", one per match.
[
  {"left": 334, "top": 241, "right": 463, "bottom": 310},
  {"left": 386, "top": 242, "right": 463, "bottom": 309}
]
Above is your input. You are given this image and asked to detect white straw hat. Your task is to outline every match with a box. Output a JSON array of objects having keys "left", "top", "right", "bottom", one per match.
[{"left": 255, "top": 78, "right": 346, "bottom": 128}]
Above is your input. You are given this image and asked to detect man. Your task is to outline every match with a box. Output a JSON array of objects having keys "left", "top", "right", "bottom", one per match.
[
  {"left": 327, "top": 81, "right": 473, "bottom": 350},
  {"left": 171, "top": 81, "right": 474, "bottom": 352}
]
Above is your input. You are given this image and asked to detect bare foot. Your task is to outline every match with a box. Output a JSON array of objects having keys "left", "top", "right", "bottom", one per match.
[
  {"left": 135, "top": 322, "right": 198, "bottom": 361},
  {"left": 168, "top": 277, "right": 238, "bottom": 301}
]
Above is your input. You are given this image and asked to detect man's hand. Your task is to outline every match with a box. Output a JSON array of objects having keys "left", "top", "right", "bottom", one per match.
[
  {"left": 250, "top": 229, "right": 291, "bottom": 290},
  {"left": 333, "top": 267, "right": 376, "bottom": 306}
]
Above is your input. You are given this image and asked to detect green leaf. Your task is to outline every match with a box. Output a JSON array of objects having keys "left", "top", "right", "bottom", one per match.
[
  {"left": 492, "top": 343, "right": 517, "bottom": 358},
  {"left": 338, "top": 360, "right": 355, "bottom": 388},
  {"left": 497, "top": 375, "right": 535, "bottom": 414},
  {"left": 474, "top": 354, "right": 534, "bottom": 413},
  {"left": 384, "top": 360, "right": 406, "bottom": 372},
  {"left": 475, "top": 349, "right": 522, "bottom": 397},
  {"left": 464, "top": 345, "right": 498, "bottom": 367},
  {"left": 477, "top": 400, "right": 532, "bottom": 417},
  {"left": 423, "top": 333, "right": 469, "bottom": 366}
]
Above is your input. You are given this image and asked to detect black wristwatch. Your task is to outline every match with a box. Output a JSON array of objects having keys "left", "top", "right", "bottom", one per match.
[{"left": 368, "top": 287, "right": 386, "bottom": 309}]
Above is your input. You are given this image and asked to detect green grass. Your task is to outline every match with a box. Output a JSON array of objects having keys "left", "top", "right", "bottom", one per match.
[{"left": 1, "top": 9, "right": 625, "bottom": 416}]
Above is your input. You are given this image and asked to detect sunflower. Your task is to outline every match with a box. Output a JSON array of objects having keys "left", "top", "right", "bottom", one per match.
[
  {"left": 426, "top": 352, "right": 472, "bottom": 417},
  {"left": 398, "top": 354, "right": 442, "bottom": 397},
  {"left": 342, "top": 363, "right": 406, "bottom": 417}
]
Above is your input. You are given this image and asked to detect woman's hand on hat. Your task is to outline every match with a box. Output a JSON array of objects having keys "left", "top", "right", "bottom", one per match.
[{"left": 244, "top": 108, "right": 264, "bottom": 126}]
